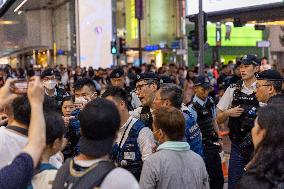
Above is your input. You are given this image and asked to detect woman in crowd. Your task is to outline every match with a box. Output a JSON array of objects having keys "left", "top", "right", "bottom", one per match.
[
  {"left": 139, "top": 107, "right": 209, "bottom": 189},
  {"left": 183, "top": 69, "right": 195, "bottom": 106},
  {"left": 236, "top": 105, "right": 284, "bottom": 189}
]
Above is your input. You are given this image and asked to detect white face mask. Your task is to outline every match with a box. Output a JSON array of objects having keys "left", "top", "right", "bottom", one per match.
[
  {"left": 75, "top": 96, "right": 89, "bottom": 104},
  {"left": 43, "top": 80, "right": 57, "bottom": 90}
]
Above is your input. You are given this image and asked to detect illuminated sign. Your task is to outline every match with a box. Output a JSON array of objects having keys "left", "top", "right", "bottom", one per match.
[
  {"left": 207, "top": 23, "right": 263, "bottom": 46},
  {"left": 186, "top": 0, "right": 283, "bottom": 15}
]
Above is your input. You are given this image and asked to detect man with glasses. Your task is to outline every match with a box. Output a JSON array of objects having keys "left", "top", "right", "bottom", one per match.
[
  {"left": 216, "top": 54, "right": 260, "bottom": 189},
  {"left": 255, "top": 69, "right": 284, "bottom": 104},
  {"left": 131, "top": 73, "right": 160, "bottom": 129},
  {"left": 189, "top": 76, "right": 224, "bottom": 189},
  {"left": 152, "top": 83, "right": 203, "bottom": 157},
  {"left": 110, "top": 68, "right": 141, "bottom": 110}
]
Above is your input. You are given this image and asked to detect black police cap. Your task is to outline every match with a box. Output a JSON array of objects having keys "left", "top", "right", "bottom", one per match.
[
  {"left": 159, "top": 75, "right": 173, "bottom": 84},
  {"left": 255, "top": 69, "right": 283, "bottom": 81},
  {"left": 110, "top": 68, "right": 124, "bottom": 79},
  {"left": 41, "top": 68, "right": 61, "bottom": 79},
  {"left": 193, "top": 75, "right": 211, "bottom": 89},
  {"left": 240, "top": 54, "right": 261, "bottom": 66},
  {"left": 137, "top": 72, "right": 159, "bottom": 82}
]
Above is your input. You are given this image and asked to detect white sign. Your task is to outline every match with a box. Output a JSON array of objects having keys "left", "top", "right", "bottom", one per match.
[
  {"left": 186, "top": 0, "right": 282, "bottom": 15},
  {"left": 77, "top": 0, "right": 113, "bottom": 68},
  {"left": 257, "top": 41, "right": 271, "bottom": 47}
]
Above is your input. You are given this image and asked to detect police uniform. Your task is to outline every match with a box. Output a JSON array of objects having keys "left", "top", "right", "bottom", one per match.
[
  {"left": 189, "top": 76, "right": 224, "bottom": 189},
  {"left": 41, "top": 68, "right": 69, "bottom": 111},
  {"left": 111, "top": 116, "right": 155, "bottom": 180},
  {"left": 255, "top": 69, "right": 284, "bottom": 104},
  {"left": 181, "top": 104, "right": 204, "bottom": 158},
  {"left": 217, "top": 54, "right": 260, "bottom": 189},
  {"left": 110, "top": 68, "right": 142, "bottom": 110}
]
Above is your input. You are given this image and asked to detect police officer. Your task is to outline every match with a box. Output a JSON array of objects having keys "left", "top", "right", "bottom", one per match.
[
  {"left": 189, "top": 76, "right": 224, "bottom": 189},
  {"left": 216, "top": 54, "right": 260, "bottom": 189},
  {"left": 131, "top": 73, "right": 160, "bottom": 129},
  {"left": 255, "top": 69, "right": 284, "bottom": 104},
  {"left": 63, "top": 78, "right": 98, "bottom": 158},
  {"left": 41, "top": 68, "right": 69, "bottom": 110},
  {"left": 102, "top": 87, "right": 155, "bottom": 180},
  {"left": 152, "top": 83, "right": 204, "bottom": 158},
  {"left": 110, "top": 68, "right": 141, "bottom": 110}
]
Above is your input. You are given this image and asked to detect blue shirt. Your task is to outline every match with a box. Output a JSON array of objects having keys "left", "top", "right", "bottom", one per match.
[
  {"left": 0, "top": 153, "right": 34, "bottom": 189},
  {"left": 181, "top": 105, "right": 204, "bottom": 158}
]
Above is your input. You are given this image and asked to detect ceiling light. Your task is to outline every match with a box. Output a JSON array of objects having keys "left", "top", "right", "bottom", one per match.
[{"left": 14, "top": 0, "right": 28, "bottom": 13}]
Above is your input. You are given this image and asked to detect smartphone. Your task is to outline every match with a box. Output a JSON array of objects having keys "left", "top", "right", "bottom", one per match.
[{"left": 10, "top": 80, "right": 28, "bottom": 94}]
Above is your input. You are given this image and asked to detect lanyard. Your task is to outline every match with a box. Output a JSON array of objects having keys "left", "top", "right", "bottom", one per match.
[{"left": 118, "top": 118, "right": 133, "bottom": 149}]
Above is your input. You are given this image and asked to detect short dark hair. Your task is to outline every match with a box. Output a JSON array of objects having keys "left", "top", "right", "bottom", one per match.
[
  {"left": 267, "top": 80, "right": 283, "bottom": 93},
  {"left": 12, "top": 95, "right": 57, "bottom": 126},
  {"left": 79, "top": 98, "right": 120, "bottom": 145},
  {"left": 153, "top": 107, "right": 185, "bottom": 141},
  {"left": 74, "top": 77, "right": 96, "bottom": 92},
  {"left": 45, "top": 111, "right": 65, "bottom": 145},
  {"left": 159, "top": 84, "right": 183, "bottom": 109},
  {"left": 102, "top": 86, "right": 130, "bottom": 110}
]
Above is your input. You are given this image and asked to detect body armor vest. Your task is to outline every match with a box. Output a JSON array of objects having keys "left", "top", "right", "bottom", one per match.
[
  {"left": 111, "top": 120, "right": 145, "bottom": 180},
  {"left": 228, "top": 81, "right": 259, "bottom": 142},
  {"left": 140, "top": 106, "right": 153, "bottom": 130},
  {"left": 192, "top": 97, "right": 218, "bottom": 149}
]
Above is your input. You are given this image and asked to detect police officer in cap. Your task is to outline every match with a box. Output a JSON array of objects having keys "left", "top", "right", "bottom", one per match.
[
  {"left": 131, "top": 72, "right": 160, "bottom": 129},
  {"left": 110, "top": 68, "right": 141, "bottom": 110},
  {"left": 41, "top": 68, "right": 69, "bottom": 110},
  {"left": 189, "top": 75, "right": 224, "bottom": 189},
  {"left": 102, "top": 87, "right": 155, "bottom": 180},
  {"left": 217, "top": 54, "right": 260, "bottom": 189},
  {"left": 255, "top": 69, "right": 284, "bottom": 104}
]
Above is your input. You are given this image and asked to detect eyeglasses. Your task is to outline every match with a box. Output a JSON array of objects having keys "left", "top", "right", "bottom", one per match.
[
  {"left": 135, "top": 83, "right": 151, "bottom": 92},
  {"left": 255, "top": 84, "right": 272, "bottom": 89}
]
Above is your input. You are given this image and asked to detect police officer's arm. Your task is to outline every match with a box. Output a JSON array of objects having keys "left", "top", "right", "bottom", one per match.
[
  {"left": 138, "top": 127, "right": 155, "bottom": 161},
  {"left": 216, "top": 86, "right": 244, "bottom": 124}
]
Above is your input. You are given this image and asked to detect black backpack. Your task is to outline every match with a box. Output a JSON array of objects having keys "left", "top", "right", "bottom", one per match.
[{"left": 52, "top": 159, "right": 115, "bottom": 189}]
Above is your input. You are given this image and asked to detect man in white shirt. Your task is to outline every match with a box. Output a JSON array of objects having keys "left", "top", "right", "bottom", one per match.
[
  {"left": 102, "top": 86, "right": 155, "bottom": 180},
  {"left": 216, "top": 54, "right": 260, "bottom": 189},
  {"left": 0, "top": 95, "right": 62, "bottom": 169}
]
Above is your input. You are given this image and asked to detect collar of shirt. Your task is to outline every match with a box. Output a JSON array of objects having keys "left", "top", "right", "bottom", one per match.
[
  {"left": 157, "top": 141, "right": 190, "bottom": 152},
  {"left": 193, "top": 95, "right": 207, "bottom": 106},
  {"left": 243, "top": 81, "right": 256, "bottom": 91}
]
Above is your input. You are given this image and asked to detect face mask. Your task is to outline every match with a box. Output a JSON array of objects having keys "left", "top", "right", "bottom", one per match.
[
  {"left": 43, "top": 80, "right": 57, "bottom": 90},
  {"left": 75, "top": 96, "right": 89, "bottom": 104}
]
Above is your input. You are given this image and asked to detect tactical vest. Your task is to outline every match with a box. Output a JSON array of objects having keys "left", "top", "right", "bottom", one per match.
[
  {"left": 182, "top": 109, "right": 204, "bottom": 157},
  {"left": 111, "top": 119, "right": 145, "bottom": 180},
  {"left": 140, "top": 106, "right": 153, "bottom": 130},
  {"left": 228, "top": 81, "right": 259, "bottom": 142},
  {"left": 192, "top": 97, "right": 219, "bottom": 149}
]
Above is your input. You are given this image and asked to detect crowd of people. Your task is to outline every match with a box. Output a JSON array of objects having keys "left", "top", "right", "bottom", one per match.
[{"left": 0, "top": 54, "right": 283, "bottom": 189}]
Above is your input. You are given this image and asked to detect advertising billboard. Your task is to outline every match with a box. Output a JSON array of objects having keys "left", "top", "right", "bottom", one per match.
[
  {"left": 207, "top": 23, "right": 263, "bottom": 46},
  {"left": 186, "top": 0, "right": 283, "bottom": 15},
  {"left": 77, "top": 0, "right": 113, "bottom": 68}
]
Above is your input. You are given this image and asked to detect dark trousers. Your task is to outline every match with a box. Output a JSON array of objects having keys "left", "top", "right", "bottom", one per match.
[
  {"left": 204, "top": 147, "right": 224, "bottom": 189},
  {"left": 228, "top": 143, "right": 249, "bottom": 189}
]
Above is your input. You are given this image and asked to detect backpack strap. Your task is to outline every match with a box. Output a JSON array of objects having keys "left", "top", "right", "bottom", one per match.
[
  {"left": 71, "top": 160, "right": 115, "bottom": 189},
  {"left": 33, "top": 163, "right": 57, "bottom": 175}
]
